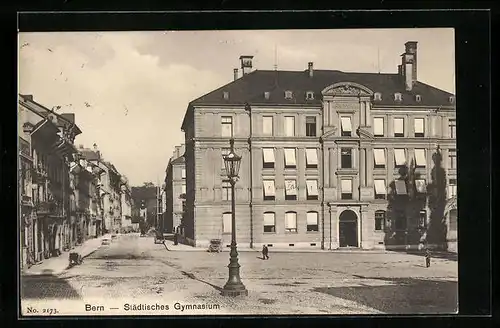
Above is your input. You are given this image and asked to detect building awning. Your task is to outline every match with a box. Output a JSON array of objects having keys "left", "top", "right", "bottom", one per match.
[
  {"left": 395, "top": 180, "right": 407, "bottom": 195},
  {"left": 306, "top": 180, "right": 319, "bottom": 196},
  {"left": 263, "top": 180, "right": 275, "bottom": 197},
  {"left": 263, "top": 148, "right": 275, "bottom": 163},
  {"left": 284, "top": 180, "right": 297, "bottom": 196},
  {"left": 306, "top": 148, "right": 318, "bottom": 166},
  {"left": 374, "top": 179, "right": 386, "bottom": 195},
  {"left": 374, "top": 149, "right": 385, "bottom": 166}
]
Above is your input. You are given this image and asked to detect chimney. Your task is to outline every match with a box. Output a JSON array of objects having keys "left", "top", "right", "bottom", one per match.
[
  {"left": 175, "top": 146, "right": 181, "bottom": 158},
  {"left": 401, "top": 41, "right": 418, "bottom": 91},
  {"left": 397, "top": 64, "right": 402, "bottom": 76},
  {"left": 239, "top": 55, "right": 254, "bottom": 75},
  {"left": 21, "top": 94, "right": 34, "bottom": 101},
  {"left": 308, "top": 62, "right": 314, "bottom": 77},
  {"left": 233, "top": 68, "right": 239, "bottom": 81},
  {"left": 78, "top": 144, "right": 84, "bottom": 149}
]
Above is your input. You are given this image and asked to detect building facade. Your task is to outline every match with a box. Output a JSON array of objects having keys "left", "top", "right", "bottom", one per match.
[
  {"left": 164, "top": 144, "right": 186, "bottom": 234},
  {"left": 181, "top": 42, "right": 457, "bottom": 251},
  {"left": 18, "top": 95, "right": 82, "bottom": 268},
  {"left": 131, "top": 185, "right": 158, "bottom": 230},
  {"left": 120, "top": 176, "right": 133, "bottom": 232}
]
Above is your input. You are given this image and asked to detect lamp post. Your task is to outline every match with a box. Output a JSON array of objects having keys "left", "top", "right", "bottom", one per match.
[{"left": 221, "top": 138, "right": 248, "bottom": 297}]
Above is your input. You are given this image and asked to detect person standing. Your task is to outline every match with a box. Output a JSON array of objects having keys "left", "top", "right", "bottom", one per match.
[
  {"left": 425, "top": 248, "right": 431, "bottom": 268},
  {"left": 262, "top": 245, "right": 269, "bottom": 260}
]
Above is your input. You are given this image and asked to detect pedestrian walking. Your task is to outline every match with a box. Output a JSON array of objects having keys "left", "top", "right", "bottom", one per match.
[
  {"left": 425, "top": 248, "right": 431, "bottom": 268},
  {"left": 262, "top": 245, "right": 269, "bottom": 260}
]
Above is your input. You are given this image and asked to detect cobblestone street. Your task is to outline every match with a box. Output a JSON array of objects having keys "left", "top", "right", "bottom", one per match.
[{"left": 21, "top": 234, "right": 458, "bottom": 315}]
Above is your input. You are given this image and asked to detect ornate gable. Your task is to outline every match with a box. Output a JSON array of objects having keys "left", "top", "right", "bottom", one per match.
[{"left": 322, "top": 82, "right": 374, "bottom": 97}]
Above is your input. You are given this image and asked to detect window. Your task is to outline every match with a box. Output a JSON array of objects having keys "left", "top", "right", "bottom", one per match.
[
  {"left": 285, "top": 180, "right": 297, "bottom": 200},
  {"left": 340, "top": 117, "right": 352, "bottom": 137},
  {"left": 285, "top": 212, "right": 297, "bottom": 232},
  {"left": 394, "top": 180, "right": 407, "bottom": 195},
  {"left": 284, "top": 148, "right": 297, "bottom": 168},
  {"left": 448, "top": 178, "right": 457, "bottom": 198},
  {"left": 375, "top": 210, "right": 386, "bottom": 231},
  {"left": 263, "top": 180, "right": 276, "bottom": 201},
  {"left": 374, "top": 179, "right": 386, "bottom": 199},
  {"left": 306, "top": 91, "right": 314, "bottom": 100},
  {"left": 419, "top": 210, "right": 427, "bottom": 228},
  {"left": 221, "top": 116, "right": 233, "bottom": 137},
  {"left": 306, "top": 211, "right": 319, "bottom": 231},
  {"left": 373, "top": 149, "right": 386, "bottom": 169},
  {"left": 263, "top": 116, "right": 274, "bottom": 136},
  {"left": 223, "top": 91, "right": 229, "bottom": 100},
  {"left": 285, "top": 116, "right": 295, "bottom": 136},
  {"left": 374, "top": 92, "right": 382, "bottom": 101},
  {"left": 263, "top": 212, "right": 276, "bottom": 232},
  {"left": 449, "top": 96, "right": 455, "bottom": 104},
  {"left": 394, "top": 118, "right": 404, "bottom": 137},
  {"left": 415, "top": 95, "right": 422, "bottom": 102},
  {"left": 306, "top": 116, "right": 317, "bottom": 137},
  {"left": 222, "top": 181, "right": 232, "bottom": 201},
  {"left": 414, "top": 118, "right": 425, "bottom": 137},
  {"left": 341, "top": 148, "right": 352, "bottom": 169},
  {"left": 373, "top": 117, "right": 384, "bottom": 136},
  {"left": 285, "top": 90, "right": 293, "bottom": 99},
  {"left": 221, "top": 148, "right": 230, "bottom": 169},
  {"left": 415, "top": 179, "right": 427, "bottom": 194},
  {"left": 181, "top": 184, "right": 186, "bottom": 195},
  {"left": 306, "top": 148, "right": 318, "bottom": 169},
  {"left": 394, "top": 149, "right": 406, "bottom": 167},
  {"left": 222, "top": 212, "right": 232, "bottom": 233},
  {"left": 448, "top": 119, "right": 456, "bottom": 138},
  {"left": 449, "top": 209, "right": 457, "bottom": 231},
  {"left": 341, "top": 179, "right": 352, "bottom": 200},
  {"left": 414, "top": 149, "right": 426, "bottom": 168},
  {"left": 264, "top": 91, "right": 270, "bottom": 100},
  {"left": 181, "top": 168, "right": 186, "bottom": 179},
  {"left": 306, "top": 180, "right": 319, "bottom": 200},
  {"left": 448, "top": 149, "right": 457, "bottom": 169},
  {"left": 262, "top": 148, "right": 275, "bottom": 169},
  {"left": 394, "top": 93, "right": 402, "bottom": 101}
]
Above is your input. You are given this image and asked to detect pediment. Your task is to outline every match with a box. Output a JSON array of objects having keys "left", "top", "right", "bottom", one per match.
[
  {"left": 320, "top": 126, "right": 338, "bottom": 141},
  {"left": 322, "top": 82, "right": 374, "bottom": 97},
  {"left": 356, "top": 127, "right": 374, "bottom": 140}
]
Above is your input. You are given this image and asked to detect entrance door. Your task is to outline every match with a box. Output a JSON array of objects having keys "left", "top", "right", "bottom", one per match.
[{"left": 339, "top": 210, "right": 358, "bottom": 247}]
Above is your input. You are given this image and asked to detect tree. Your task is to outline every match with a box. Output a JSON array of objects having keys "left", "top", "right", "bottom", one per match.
[{"left": 143, "top": 182, "right": 155, "bottom": 188}]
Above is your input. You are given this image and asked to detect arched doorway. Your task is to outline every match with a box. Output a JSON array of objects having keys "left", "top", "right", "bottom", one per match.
[{"left": 339, "top": 210, "right": 358, "bottom": 247}]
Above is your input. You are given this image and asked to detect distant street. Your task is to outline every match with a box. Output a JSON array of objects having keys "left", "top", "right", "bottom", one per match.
[{"left": 22, "top": 234, "right": 458, "bottom": 315}]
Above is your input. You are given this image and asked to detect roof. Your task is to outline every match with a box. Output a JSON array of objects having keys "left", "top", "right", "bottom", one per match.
[
  {"left": 19, "top": 94, "right": 82, "bottom": 135},
  {"left": 170, "top": 156, "right": 185, "bottom": 166},
  {"left": 131, "top": 186, "right": 158, "bottom": 201},
  {"left": 80, "top": 149, "right": 100, "bottom": 161},
  {"left": 190, "top": 69, "right": 454, "bottom": 107}
]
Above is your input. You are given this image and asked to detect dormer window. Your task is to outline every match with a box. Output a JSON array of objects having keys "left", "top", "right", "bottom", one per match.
[
  {"left": 374, "top": 92, "right": 382, "bottom": 101},
  {"left": 449, "top": 96, "right": 455, "bottom": 104},
  {"left": 285, "top": 90, "right": 293, "bottom": 99},
  {"left": 394, "top": 93, "right": 402, "bottom": 102},
  {"left": 415, "top": 94, "right": 422, "bottom": 102},
  {"left": 306, "top": 91, "right": 314, "bottom": 100},
  {"left": 223, "top": 91, "right": 229, "bottom": 100},
  {"left": 264, "top": 91, "right": 270, "bottom": 100}
]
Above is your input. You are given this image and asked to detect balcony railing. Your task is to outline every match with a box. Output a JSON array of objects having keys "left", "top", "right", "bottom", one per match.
[{"left": 35, "top": 201, "right": 57, "bottom": 214}]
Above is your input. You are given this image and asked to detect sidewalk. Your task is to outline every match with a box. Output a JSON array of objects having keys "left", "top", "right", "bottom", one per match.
[
  {"left": 23, "top": 234, "right": 111, "bottom": 276},
  {"left": 162, "top": 240, "right": 393, "bottom": 254}
]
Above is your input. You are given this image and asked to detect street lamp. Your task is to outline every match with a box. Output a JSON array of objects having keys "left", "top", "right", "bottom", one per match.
[{"left": 221, "top": 138, "right": 248, "bottom": 297}]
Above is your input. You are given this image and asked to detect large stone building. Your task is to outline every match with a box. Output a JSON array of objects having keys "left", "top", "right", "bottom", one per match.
[
  {"left": 181, "top": 41, "right": 457, "bottom": 251},
  {"left": 164, "top": 144, "right": 186, "bottom": 234},
  {"left": 18, "top": 95, "right": 82, "bottom": 267}
]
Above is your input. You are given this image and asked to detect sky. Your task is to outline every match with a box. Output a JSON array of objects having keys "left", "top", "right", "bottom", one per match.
[{"left": 18, "top": 28, "right": 455, "bottom": 186}]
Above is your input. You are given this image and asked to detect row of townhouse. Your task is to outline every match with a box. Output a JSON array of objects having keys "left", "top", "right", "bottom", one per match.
[
  {"left": 178, "top": 41, "right": 458, "bottom": 252},
  {"left": 18, "top": 94, "right": 133, "bottom": 270}
]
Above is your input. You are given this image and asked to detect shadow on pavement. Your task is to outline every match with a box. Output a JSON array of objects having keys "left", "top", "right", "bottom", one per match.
[
  {"left": 22, "top": 270, "right": 81, "bottom": 300},
  {"left": 312, "top": 275, "right": 457, "bottom": 314},
  {"left": 180, "top": 270, "right": 223, "bottom": 292}
]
